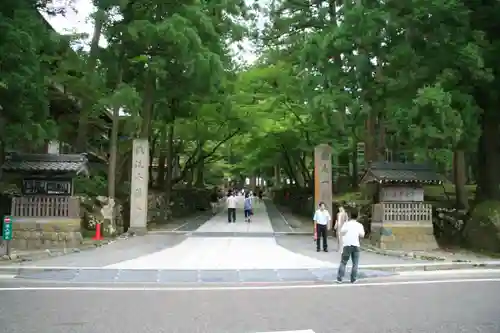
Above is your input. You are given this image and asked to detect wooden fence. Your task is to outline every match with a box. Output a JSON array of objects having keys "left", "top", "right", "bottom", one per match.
[
  {"left": 372, "top": 202, "right": 432, "bottom": 224},
  {"left": 11, "top": 196, "right": 80, "bottom": 218}
]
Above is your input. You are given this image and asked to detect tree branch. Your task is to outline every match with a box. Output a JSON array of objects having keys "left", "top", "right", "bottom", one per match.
[
  {"left": 283, "top": 100, "right": 313, "bottom": 147},
  {"left": 173, "top": 128, "right": 242, "bottom": 184}
]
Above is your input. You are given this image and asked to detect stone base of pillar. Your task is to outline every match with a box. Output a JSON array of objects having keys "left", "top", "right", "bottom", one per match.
[
  {"left": 128, "top": 226, "right": 148, "bottom": 236},
  {"left": 370, "top": 223, "right": 438, "bottom": 251}
]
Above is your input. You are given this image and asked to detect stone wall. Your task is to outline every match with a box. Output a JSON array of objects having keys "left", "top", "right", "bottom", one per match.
[
  {"left": 79, "top": 188, "right": 211, "bottom": 233},
  {"left": 272, "top": 187, "right": 313, "bottom": 217},
  {"left": 11, "top": 218, "right": 83, "bottom": 250},
  {"left": 148, "top": 188, "right": 211, "bottom": 224},
  {"left": 370, "top": 224, "right": 438, "bottom": 251},
  {"left": 80, "top": 196, "right": 124, "bottom": 236},
  {"left": 271, "top": 187, "right": 372, "bottom": 233},
  {"left": 463, "top": 201, "right": 500, "bottom": 253}
]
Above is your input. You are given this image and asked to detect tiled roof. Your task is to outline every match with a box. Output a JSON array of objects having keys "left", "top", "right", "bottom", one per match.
[
  {"left": 360, "top": 162, "right": 444, "bottom": 185},
  {"left": 2, "top": 153, "right": 89, "bottom": 175}
]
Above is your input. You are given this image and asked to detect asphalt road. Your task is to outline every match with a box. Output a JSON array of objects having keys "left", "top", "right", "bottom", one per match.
[{"left": 0, "top": 270, "right": 499, "bottom": 333}]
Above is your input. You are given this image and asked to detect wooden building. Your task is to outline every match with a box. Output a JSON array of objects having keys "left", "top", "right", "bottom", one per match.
[{"left": 360, "top": 162, "right": 445, "bottom": 251}]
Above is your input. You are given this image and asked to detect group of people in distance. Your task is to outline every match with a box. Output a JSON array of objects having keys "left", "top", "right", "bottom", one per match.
[
  {"left": 313, "top": 201, "right": 365, "bottom": 284},
  {"left": 209, "top": 187, "right": 263, "bottom": 223},
  {"left": 210, "top": 186, "right": 363, "bottom": 284}
]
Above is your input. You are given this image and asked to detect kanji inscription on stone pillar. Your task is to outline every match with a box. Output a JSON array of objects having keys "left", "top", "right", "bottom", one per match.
[
  {"left": 314, "top": 144, "right": 333, "bottom": 225},
  {"left": 129, "top": 139, "right": 149, "bottom": 235}
]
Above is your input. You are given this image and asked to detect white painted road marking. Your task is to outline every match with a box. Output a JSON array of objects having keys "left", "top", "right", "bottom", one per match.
[
  {"left": 399, "top": 269, "right": 500, "bottom": 276},
  {"left": 0, "top": 278, "right": 499, "bottom": 292},
  {"left": 256, "top": 330, "right": 315, "bottom": 333},
  {"left": 104, "top": 237, "right": 335, "bottom": 270}
]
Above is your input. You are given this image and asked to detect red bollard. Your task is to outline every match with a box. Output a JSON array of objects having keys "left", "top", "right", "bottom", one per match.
[{"left": 92, "top": 223, "right": 103, "bottom": 240}]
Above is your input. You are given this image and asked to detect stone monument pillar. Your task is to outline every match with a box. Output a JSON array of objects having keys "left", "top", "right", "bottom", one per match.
[
  {"left": 314, "top": 144, "right": 333, "bottom": 227},
  {"left": 129, "top": 139, "right": 149, "bottom": 235}
]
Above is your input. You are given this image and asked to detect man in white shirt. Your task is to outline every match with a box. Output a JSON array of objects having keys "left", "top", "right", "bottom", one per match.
[
  {"left": 313, "top": 202, "right": 331, "bottom": 252},
  {"left": 226, "top": 192, "right": 237, "bottom": 223},
  {"left": 337, "top": 209, "right": 365, "bottom": 283}
]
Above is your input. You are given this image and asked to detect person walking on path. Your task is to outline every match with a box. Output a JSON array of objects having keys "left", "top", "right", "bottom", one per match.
[
  {"left": 226, "top": 191, "right": 237, "bottom": 223},
  {"left": 313, "top": 202, "right": 331, "bottom": 252},
  {"left": 210, "top": 189, "right": 219, "bottom": 215},
  {"left": 334, "top": 204, "right": 348, "bottom": 251},
  {"left": 243, "top": 192, "right": 253, "bottom": 222},
  {"left": 337, "top": 209, "right": 365, "bottom": 284}
]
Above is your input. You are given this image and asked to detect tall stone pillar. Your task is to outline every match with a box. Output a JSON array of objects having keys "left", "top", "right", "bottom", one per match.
[
  {"left": 129, "top": 139, "right": 149, "bottom": 235},
  {"left": 314, "top": 144, "right": 333, "bottom": 227}
]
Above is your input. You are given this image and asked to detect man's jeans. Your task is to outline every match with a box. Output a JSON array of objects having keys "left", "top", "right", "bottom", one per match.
[
  {"left": 337, "top": 245, "right": 360, "bottom": 282},
  {"left": 227, "top": 208, "right": 236, "bottom": 222}
]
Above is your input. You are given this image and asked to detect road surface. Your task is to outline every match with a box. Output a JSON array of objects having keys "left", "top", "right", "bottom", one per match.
[{"left": 0, "top": 269, "right": 499, "bottom": 333}]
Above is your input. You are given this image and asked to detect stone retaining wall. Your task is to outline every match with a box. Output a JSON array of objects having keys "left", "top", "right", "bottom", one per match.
[
  {"left": 272, "top": 187, "right": 313, "bottom": 217},
  {"left": 11, "top": 217, "right": 83, "bottom": 250},
  {"left": 370, "top": 224, "right": 438, "bottom": 251}
]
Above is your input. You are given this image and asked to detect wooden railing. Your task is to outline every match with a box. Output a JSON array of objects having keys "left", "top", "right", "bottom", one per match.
[
  {"left": 372, "top": 202, "right": 432, "bottom": 223},
  {"left": 11, "top": 196, "right": 80, "bottom": 218}
]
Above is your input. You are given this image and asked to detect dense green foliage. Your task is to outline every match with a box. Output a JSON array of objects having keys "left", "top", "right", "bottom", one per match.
[{"left": 2, "top": 0, "right": 500, "bottom": 216}]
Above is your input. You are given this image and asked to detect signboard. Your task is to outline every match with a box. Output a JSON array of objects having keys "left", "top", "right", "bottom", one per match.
[
  {"left": 314, "top": 144, "right": 333, "bottom": 225},
  {"left": 2, "top": 216, "right": 12, "bottom": 241},
  {"left": 129, "top": 139, "right": 149, "bottom": 234},
  {"left": 22, "top": 179, "right": 72, "bottom": 195},
  {"left": 380, "top": 187, "right": 424, "bottom": 202}
]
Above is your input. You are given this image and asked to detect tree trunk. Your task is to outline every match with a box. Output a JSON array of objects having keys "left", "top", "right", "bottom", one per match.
[
  {"left": 298, "top": 152, "right": 311, "bottom": 183},
  {"left": 282, "top": 150, "right": 299, "bottom": 185},
  {"left": 364, "top": 110, "right": 378, "bottom": 163},
  {"left": 351, "top": 144, "right": 359, "bottom": 190},
  {"left": 274, "top": 165, "right": 281, "bottom": 187},
  {"left": 161, "top": 121, "right": 175, "bottom": 220},
  {"left": 156, "top": 131, "right": 167, "bottom": 188},
  {"left": 140, "top": 72, "right": 155, "bottom": 139},
  {"left": 453, "top": 149, "right": 468, "bottom": 209},
  {"left": 107, "top": 100, "right": 121, "bottom": 199},
  {"left": 194, "top": 141, "right": 205, "bottom": 187},
  {"left": 75, "top": 9, "right": 105, "bottom": 152},
  {"left": 475, "top": 111, "right": 500, "bottom": 201},
  {"left": 0, "top": 113, "right": 5, "bottom": 181},
  {"left": 106, "top": 52, "right": 124, "bottom": 235}
]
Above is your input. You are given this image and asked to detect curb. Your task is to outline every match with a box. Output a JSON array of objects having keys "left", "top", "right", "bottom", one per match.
[
  {"left": 358, "top": 261, "right": 500, "bottom": 272},
  {"left": 360, "top": 245, "right": 482, "bottom": 262},
  {"left": 0, "top": 261, "right": 499, "bottom": 276},
  {"left": 0, "top": 238, "right": 120, "bottom": 264}
]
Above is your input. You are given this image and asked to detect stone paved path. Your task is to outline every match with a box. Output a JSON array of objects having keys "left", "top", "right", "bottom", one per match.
[
  {"left": 107, "top": 197, "right": 335, "bottom": 270},
  {"left": 1, "top": 197, "right": 437, "bottom": 283}
]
